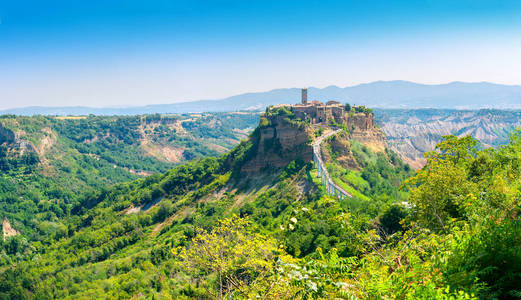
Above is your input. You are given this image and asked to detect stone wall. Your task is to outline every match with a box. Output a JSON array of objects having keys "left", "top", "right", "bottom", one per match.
[{"left": 346, "top": 112, "right": 375, "bottom": 131}]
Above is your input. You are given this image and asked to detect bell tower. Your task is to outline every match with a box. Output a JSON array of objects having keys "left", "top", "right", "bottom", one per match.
[{"left": 301, "top": 88, "right": 308, "bottom": 105}]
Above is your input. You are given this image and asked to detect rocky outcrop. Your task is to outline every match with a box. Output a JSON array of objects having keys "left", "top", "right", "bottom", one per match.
[
  {"left": 346, "top": 112, "right": 375, "bottom": 131},
  {"left": 241, "top": 107, "right": 387, "bottom": 174},
  {"left": 347, "top": 113, "right": 387, "bottom": 153},
  {"left": 0, "top": 121, "right": 37, "bottom": 157},
  {"left": 35, "top": 127, "right": 56, "bottom": 157},
  {"left": 349, "top": 129, "right": 386, "bottom": 153},
  {"left": 241, "top": 115, "right": 313, "bottom": 174},
  {"left": 2, "top": 218, "right": 20, "bottom": 240}
]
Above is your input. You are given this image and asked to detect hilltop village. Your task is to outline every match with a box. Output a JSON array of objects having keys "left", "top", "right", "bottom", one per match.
[
  {"left": 271, "top": 88, "right": 377, "bottom": 131},
  {"left": 241, "top": 89, "right": 386, "bottom": 174},
  {"left": 290, "top": 88, "right": 346, "bottom": 124}
]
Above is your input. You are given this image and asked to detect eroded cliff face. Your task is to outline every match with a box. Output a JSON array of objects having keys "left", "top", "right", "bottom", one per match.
[
  {"left": 375, "top": 109, "right": 521, "bottom": 169},
  {"left": 0, "top": 120, "right": 38, "bottom": 158},
  {"left": 346, "top": 113, "right": 375, "bottom": 131},
  {"left": 347, "top": 112, "right": 387, "bottom": 153},
  {"left": 241, "top": 115, "right": 313, "bottom": 174}
]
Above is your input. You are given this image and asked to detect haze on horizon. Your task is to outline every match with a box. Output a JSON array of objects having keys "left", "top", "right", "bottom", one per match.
[{"left": 1, "top": 0, "right": 521, "bottom": 110}]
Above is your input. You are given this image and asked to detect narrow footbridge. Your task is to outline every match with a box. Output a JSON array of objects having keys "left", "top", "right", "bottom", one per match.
[{"left": 312, "top": 129, "right": 351, "bottom": 200}]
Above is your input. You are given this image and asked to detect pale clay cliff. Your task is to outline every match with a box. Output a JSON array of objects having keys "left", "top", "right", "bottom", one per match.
[{"left": 376, "top": 110, "right": 521, "bottom": 169}]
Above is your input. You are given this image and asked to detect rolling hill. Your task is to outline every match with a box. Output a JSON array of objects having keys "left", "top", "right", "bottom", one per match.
[{"left": 0, "top": 113, "right": 258, "bottom": 240}]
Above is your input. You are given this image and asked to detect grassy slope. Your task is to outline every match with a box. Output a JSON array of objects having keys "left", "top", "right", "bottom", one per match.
[{"left": 323, "top": 138, "right": 412, "bottom": 215}]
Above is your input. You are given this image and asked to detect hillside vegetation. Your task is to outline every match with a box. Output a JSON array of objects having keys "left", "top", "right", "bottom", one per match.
[
  {"left": 1, "top": 108, "right": 521, "bottom": 299},
  {"left": 0, "top": 113, "right": 258, "bottom": 242},
  {"left": 0, "top": 109, "right": 416, "bottom": 299}
]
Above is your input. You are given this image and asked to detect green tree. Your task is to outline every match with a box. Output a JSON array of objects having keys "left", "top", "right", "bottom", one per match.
[
  {"left": 403, "top": 135, "right": 479, "bottom": 231},
  {"left": 175, "top": 215, "right": 284, "bottom": 299}
]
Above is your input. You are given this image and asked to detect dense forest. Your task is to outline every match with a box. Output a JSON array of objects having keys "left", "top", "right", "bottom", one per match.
[{"left": 1, "top": 111, "right": 521, "bottom": 299}]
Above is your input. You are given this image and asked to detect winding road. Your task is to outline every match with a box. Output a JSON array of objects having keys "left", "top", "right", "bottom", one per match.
[{"left": 312, "top": 129, "right": 351, "bottom": 200}]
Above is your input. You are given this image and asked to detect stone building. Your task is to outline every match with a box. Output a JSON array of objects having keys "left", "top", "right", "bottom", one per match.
[
  {"left": 301, "top": 88, "right": 308, "bottom": 105},
  {"left": 273, "top": 88, "right": 376, "bottom": 131},
  {"left": 291, "top": 89, "right": 346, "bottom": 124}
]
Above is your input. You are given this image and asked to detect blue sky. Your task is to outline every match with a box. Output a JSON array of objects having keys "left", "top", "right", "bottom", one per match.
[{"left": 1, "top": 0, "right": 521, "bottom": 109}]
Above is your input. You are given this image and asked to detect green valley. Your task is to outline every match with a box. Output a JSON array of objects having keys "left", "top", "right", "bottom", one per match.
[
  {"left": 0, "top": 113, "right": 258, "bottom": 242},
  {"left": 1, "top": 103, "right": 521, "bottom": 299}
]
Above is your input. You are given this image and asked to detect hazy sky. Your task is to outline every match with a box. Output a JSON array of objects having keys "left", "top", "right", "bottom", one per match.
[{"left": 1, "top": 0, "right": 521, "bottom": 109}]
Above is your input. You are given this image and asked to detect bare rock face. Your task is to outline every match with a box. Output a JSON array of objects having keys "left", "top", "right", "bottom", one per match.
[
  {"left": 0, "top": 121, "right": 38, "bottom": 158},
  {"left": 241, "top": 115, "right": 313, "bottom": 174},
  {"left": 2, "top": 218, "right": 20, "bottom": 240},
  {"left": 349, "top": 129, "right": 386, "bottom": 153},
  {"left": 346, "top": 112, "right": 375, "bottom": 131}
]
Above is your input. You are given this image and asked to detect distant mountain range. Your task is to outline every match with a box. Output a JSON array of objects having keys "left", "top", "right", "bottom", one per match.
[{"left": 3, "top": 81, "right": 521, "bottom": 116}]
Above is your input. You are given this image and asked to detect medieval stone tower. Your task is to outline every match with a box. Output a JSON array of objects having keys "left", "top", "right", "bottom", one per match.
[{"left": 301, "top": 88, "right": 308, "bottom": 105}]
